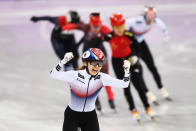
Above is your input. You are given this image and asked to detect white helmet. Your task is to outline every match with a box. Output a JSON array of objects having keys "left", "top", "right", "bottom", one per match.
[{"left": 144, "top": 6, "right": 157, "bottom": 20}]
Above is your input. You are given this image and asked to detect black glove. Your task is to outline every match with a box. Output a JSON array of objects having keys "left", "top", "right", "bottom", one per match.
[{"left": 30, "top": 16, "right": 38, "bottom": 22}]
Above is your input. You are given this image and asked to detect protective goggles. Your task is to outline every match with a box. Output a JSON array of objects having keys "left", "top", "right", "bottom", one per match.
[
  {"left": 90, "top": 61, "right": 103, "bottom": 67},
  {"left": 113, "top": 24, "right": 125, "bottom": 30}
]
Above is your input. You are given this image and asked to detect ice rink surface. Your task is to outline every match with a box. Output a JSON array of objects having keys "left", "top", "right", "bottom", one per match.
[{"left": 0, "top": 0, "right": 196, "bottom": 131}]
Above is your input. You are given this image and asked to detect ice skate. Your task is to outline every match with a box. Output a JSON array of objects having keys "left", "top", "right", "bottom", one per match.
[
  {"left": 95, "top": 98, "right": 104, "bottom": 115},
  {"left": 131, "top": 110, "right": 142, "bottom": 125},
  {"left": 146, "top": 107, "right": 156, "bottom": 122},
  {"left": 95, "top": 99, "right": 102, "bottom": 111},
  {"left": 108, "top": 99, "right": 117, "bottom": 113},
  {"left": 146, "top": 91, "right": 159, "bottom": 106},
  {"left": 160, "top": 88, "right": 172, "bottom": 101}
]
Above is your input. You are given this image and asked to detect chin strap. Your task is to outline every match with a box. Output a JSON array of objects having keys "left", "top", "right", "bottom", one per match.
[{"left": 85, "top": 64, "right": 90, "bottom": 74}]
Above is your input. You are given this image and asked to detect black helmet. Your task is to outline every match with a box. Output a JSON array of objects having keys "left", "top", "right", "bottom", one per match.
[{"left": 68, "top": 10, "right": 80, "bottom": 24}]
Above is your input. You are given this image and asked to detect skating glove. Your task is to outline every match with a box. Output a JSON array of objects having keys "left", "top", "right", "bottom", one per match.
[
  {"left": 128, "top": 56, "right": 138, "bottom": 66},
  {"left": 123, "top": 60, "right": 131, "bottom": 74},
  {"left": 30, "top": 16, "right": 38, "bottom": 22},
  {"left": 61, "top": 52, "right": 74, "bottom": 64}
]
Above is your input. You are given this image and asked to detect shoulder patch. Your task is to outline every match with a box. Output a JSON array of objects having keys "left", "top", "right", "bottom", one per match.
[
  {"left": 94, "top": 75, "right": 101, "bottom": 80},
  {"left": 124, "top": 31, "right": 133, "bottom": 37},
  {"left": 78, "top": 73, "right": 85, "bottom": 79}
]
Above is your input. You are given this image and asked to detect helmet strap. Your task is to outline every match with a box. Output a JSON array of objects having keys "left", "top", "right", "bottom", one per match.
[
  {"left": 85, "top": 62, "right": 97, "bottom": 77},
  {"left": 86, "top": 63, "right": 90, "bottom": 75}
]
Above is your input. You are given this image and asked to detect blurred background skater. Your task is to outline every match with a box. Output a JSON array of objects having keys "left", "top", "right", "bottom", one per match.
[
  {"left": 104, "top": 13, "right": 155, "bottom": 124},
  {"left": 125, "top": 6, "right": 172, "bottom": 105},
  {"left": 50, "top": 48, "right": 130, "bottom": 131},
  {"left": 30, "top": 10, "right": 80, "bottom": 71},
  {"left": 62, "top": 12, "right": 116, "bottom": 113}
]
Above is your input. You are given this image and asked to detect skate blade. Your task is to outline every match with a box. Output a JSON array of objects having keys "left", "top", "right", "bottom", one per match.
[
  {"left": 153, "top": 101, "right": 159, "bottom": 106},
  {"left": 137, "top": 119, "right": 142, "bottom": 125},
  {"left": 112, "top": 108, "right": 117, "bottom": 113},
  {"left": 151, "top": 116, "right": 156, "bottom": 122},
  {"left": 165, "top": 97, "right": 172, "bottom": 101},
  {"left": 99, "top": 111, "right": 104, "bottom": 116}
]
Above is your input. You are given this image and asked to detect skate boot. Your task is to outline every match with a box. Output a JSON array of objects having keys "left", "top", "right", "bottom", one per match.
[
  {"left": 160, "top": 88, "right": 172, "bottom": 101},
  {"left": 108, "top": 99, "right": 116, "bottom": 110},
  {"left": 131, "top": 109, "right": 142, "bottom": 125},
  {"left": 146, "top": 91, "right": 159, "bottom": 106},
  {"left": 146, "top": 107, "right": 155, "bottom": 122},
  {"left": 95, "top": 99, "right": 102, "bottom": 111}
]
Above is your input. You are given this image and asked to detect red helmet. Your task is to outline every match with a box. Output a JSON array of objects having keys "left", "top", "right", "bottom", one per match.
[
  {"left": 89, "top": 13, "right": 102, "bottom": 26},
  {"left": 110, "top": 13, "right": 125, "bottom": 26}
]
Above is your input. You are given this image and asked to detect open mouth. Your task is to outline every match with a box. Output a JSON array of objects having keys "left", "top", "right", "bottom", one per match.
[{"left": 92, "top": 69, "right": 98, "bottom": 73}]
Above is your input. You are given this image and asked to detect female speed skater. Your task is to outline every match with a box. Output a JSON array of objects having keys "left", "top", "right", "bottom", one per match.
[
  {"left": 61, "top": 12, "right": 116, "bottom": 112},
  {"left": 104, "top": 13, "right": 155, "bottom": 124},
  {"left": 30, "top": 10, "right": 80, "bottom": 70},
  {"left": 125, "top": 6, "right": 172, "bottom": 104},
  {"left": 50, "top": 48, "right": 131, "bottom": 131}
]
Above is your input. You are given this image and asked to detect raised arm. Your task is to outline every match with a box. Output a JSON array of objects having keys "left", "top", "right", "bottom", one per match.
[
  {"left": 50, "top": 52, "right": 75, "bottom": 82},
  {"left": 101, "top": 60, "right": 131, "bottom": 88}
]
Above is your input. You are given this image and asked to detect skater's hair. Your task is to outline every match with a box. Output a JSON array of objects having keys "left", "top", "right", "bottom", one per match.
[{"left": 75, "top": 63, "right": 86, "bottom": 70}]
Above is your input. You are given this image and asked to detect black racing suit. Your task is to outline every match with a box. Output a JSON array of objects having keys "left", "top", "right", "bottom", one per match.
[
  {"left": 31, "top": 16, "right": 79, "bottom": 69},
  {"left": 104, "top": 31, "right": 150, "bottom": 111},
  {"left": 134, "top": 40, "right": 163, "bottom": 89},
  {"left": 63, "top": 106, "right": 99, "bottom": 131}
]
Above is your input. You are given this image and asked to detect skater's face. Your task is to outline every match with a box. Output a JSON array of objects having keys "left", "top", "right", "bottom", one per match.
[
  {"left": 113, "top": 24, "right": 125, "bottom": 36},
  {"left": 145, "top": 11, "right": 156, "bottom": 24},
  {"left": 86, "top": 61, "right": 102, "bottom": 76},
  {"left": 90, "top": 25, "right": 101, "bottom": 34}
]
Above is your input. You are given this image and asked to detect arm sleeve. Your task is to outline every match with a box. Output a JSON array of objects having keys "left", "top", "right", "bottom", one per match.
[
  {"left": 124, "top": 31, "right": 138, "bottom": 44},
  {"left": 101, "top": 73, "right": 130, "bottom": 88},
  {"left": 101, "top": 25, "right": 112, "bottom": 34},
  {"left": 155, "top": 18, "right": 169, "bottom": 36},
  {"left": 50, "top": 62, "right": 75, "bottom": 83},
  {"left": 103, "top": 32, "right": 113, "bottom": 41},
  {"left": 124, "top": 31, "right": 139, "bottom": 56},
  {"left": 34, "top": 16, "right": 58, "bottom": 24},
  {"left": 125, "top": 18, "right": 135, "bottom": 30},
  {"left": 61, "top": 23, "right": 77, "bottom": 30},
  {"left": 61, "top": 22, "right": 86, "bottom": 31}
]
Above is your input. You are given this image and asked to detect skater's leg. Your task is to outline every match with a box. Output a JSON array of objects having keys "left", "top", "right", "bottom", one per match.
[
  {"left": 112, "top": 58, "right": 135, "bottom": 110},
  {"left": 51, "top": 33, "right": 65, "bottom": 60},
  {"left": 105, "top": 86, "right": 114, "bottom": 100},
  {"left": 102, "top": 58, "right": 115, "bottom": 109},
  {"left": 131, "top": 63, "right": 150, "bottom": 110},
  {"left": 81, "top": 110, "right": 100, "bottom": 131},
  {"left": 95, "top": 97, "right": 102, "bottom": 111},
  {"left": 62, "top": 107, "right": 79, "bottom": 131},
  {"left": 140, "top": 40, "right": 163, "bottom": 88},
  {"left": 101, "top": 58, "right": 114, "bottom": 100},
  {"left": 123, "top": 85, "right": 136, "bottom": 111}
]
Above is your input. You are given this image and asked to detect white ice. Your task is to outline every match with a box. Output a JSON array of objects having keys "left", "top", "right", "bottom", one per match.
[{"left": 0, "top": 0, "right": 196, "bottom": 131}]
